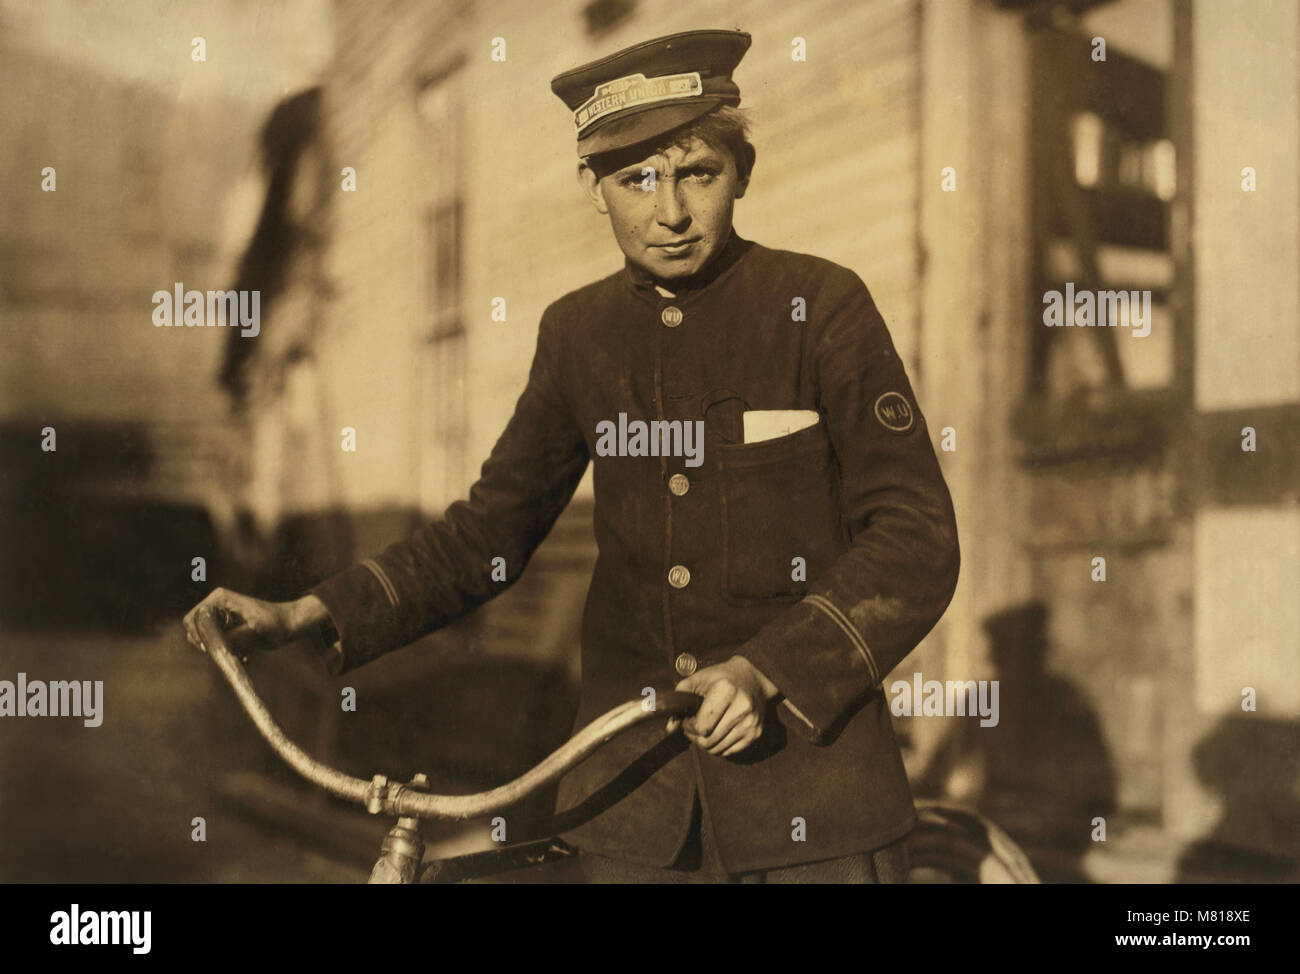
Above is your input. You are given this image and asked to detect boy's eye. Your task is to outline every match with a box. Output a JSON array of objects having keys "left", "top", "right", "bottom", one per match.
[{"left": 614, "top": 167, "right": 719, "bottom": 189}]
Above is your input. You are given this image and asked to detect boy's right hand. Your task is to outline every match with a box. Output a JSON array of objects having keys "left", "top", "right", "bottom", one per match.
[{"left": 183, "top": 589, "right": 328, "bottom": 660}]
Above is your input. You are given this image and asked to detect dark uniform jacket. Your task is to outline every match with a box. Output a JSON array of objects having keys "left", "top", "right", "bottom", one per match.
[{"left": 309, "top": 231, "right": 960, "bottom": 873}]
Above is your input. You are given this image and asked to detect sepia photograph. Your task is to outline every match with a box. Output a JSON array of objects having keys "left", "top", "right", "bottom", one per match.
[{"left": 1, "top": 0, "right": 1296, "bottom": 928}]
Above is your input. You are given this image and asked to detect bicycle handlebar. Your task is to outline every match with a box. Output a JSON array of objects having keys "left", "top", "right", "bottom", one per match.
[{"left": 194, "top": 607, "right": 702, "bottom": 820}]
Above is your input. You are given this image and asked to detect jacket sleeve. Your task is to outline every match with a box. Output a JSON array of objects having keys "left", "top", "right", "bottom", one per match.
[
  {"left": 740, "top": 270, "right": 959, "bottom": 742},
  {"left": 307, "top": 308, "right": 590, "bottom": 674}
]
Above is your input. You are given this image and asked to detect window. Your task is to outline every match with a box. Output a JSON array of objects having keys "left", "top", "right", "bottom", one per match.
[
  {"left": 416, "top": 62, "right": 468, "bottom": 511},
  {"left": 1021, "top": 24, "right": 1181, "bottom": 456}
]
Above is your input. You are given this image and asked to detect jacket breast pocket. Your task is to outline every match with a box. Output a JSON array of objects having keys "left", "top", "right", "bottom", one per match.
[{"left": 719, "top": 420, "right": 846, "bottom": 603}]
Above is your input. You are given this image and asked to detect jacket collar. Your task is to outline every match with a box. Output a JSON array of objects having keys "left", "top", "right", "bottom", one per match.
[{"left": 622, "top": 229, "right": 753, "bottom": 301}]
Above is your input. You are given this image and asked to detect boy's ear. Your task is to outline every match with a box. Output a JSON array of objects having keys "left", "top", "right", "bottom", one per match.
[
  {"left": 578, "top": 161, "right": 609, "bottom": 215},
  {"left": 734, "top": 143, "right": 756, "bottom": 200}
]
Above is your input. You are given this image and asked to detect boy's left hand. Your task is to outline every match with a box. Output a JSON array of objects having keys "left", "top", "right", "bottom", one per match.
[{"left": 669, "top": 656, "right": 780, "bottom": 756}]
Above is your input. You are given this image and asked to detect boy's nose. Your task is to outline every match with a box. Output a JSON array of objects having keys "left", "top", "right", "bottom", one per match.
[{"left": 656, "top": 182, "right": 690, "bottom": 231}]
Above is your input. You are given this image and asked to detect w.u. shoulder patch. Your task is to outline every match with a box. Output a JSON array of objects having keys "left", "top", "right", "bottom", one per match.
[{"left": 873, "top": 391, "right": 916, "bottom": 434}]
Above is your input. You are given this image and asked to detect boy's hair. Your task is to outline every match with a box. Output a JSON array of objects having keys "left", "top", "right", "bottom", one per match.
[{"left": 587, "top": 106, "right": 755, "bottom": 180}]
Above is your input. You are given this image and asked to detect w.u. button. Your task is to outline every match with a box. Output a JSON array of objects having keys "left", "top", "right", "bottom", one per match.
[{"left": 661, "top": 306, "right": 683, "bottom": 327}]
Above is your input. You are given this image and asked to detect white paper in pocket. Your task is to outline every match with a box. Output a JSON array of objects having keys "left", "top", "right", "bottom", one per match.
[{"left": 742, "top": 409, "right": 820, "bottom": 444}]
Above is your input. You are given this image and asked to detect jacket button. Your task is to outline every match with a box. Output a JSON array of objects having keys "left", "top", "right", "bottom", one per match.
[
  {"left": 668, "top": 473, "right": 690, "bottom": 496},
  {"left": 667, "top": 564, "right": 691, "bottom": 588},
  {"left": 674, "top": 652, "right": 698, "bottom": 677},
  {"left": 661, "top": 306, "right": 683, "bottom": 327}
]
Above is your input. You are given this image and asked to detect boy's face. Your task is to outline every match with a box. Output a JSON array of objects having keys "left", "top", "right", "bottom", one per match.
[{"left": 579, "top": 136, "right": 749, "bottom": 283}]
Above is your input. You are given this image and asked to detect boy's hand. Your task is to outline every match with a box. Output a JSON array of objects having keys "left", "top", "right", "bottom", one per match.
[
  {"left": 183, "top": 590, "right": 328, "bottom": 660},
  {"left": 668, "top": 655, "right": 780, "bottom": 757}
]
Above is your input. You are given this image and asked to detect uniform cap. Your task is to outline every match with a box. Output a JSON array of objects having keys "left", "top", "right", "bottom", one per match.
[{"left": 550, "top": 29, "right": 751, "bottom": 157}]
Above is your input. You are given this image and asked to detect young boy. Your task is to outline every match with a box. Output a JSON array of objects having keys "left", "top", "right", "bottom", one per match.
[{"left": 185, "top": 28, "right": 959, "bottom": 883}]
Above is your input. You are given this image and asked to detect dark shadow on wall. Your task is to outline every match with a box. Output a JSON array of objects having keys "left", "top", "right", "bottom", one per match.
[
  {"left": 220, "top": 86, "right": 325, "bottom": 402},
  {"left": 911, "top": 601, "right": 1117, "bottom": 883},
  {"left": 1175, "top": 714, "right": 1300, "bottom": 883}
]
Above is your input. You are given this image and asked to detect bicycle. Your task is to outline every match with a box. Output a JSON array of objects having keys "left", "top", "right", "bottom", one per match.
[{"left": 194, "top": 606, "right": 1039, "bottom": 884}]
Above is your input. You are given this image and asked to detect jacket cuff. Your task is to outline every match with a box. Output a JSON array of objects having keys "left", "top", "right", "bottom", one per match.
[
  {"left": 307, "top": 558, "right": 407, "bottom": 675},
  {"left": 741, "top": 594, "right": 882, "bottom": 743}
]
